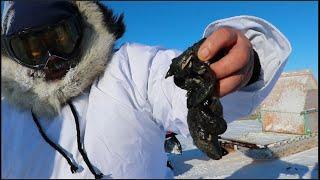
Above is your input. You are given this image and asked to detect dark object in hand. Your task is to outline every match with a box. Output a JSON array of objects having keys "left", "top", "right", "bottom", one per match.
[
  {"left": 165, "top": 38, "right": 227, "bottom": 160},
  {"left": 164, "top": 132, "right": 182, "bottom": 155}
]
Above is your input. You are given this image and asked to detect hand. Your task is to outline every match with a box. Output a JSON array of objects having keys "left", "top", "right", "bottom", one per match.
[{"left": 197, "top": 27, "right": 254, "bottom": 97}]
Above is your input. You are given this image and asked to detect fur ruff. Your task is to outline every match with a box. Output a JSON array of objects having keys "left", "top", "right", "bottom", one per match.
[{"left": 1, "top": 1, "right": 124, "bottom": 118}]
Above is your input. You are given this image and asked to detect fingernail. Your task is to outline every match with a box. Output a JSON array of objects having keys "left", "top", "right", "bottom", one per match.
[{"left": 199, "top": 47, "right": 210, "bottom": 60}]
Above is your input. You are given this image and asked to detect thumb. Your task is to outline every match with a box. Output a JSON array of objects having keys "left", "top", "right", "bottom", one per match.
[{"left": 198, "top": 42, "right": 211, "bottom": 61}]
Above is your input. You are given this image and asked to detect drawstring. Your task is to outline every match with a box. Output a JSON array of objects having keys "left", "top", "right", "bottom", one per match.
[
  {"left": 31, "top": 101, "right": 104, "bottom": 179},
  {"left": 68, "top": 101, "right": 104, "bottom": 179},
  {"left": 31, "top": 111, "right": 79, "bottom": 173}
]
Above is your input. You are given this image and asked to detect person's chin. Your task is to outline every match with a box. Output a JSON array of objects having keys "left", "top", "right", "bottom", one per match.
[{"left": 43, "top": 66, "right": 70, "bottom": 82}]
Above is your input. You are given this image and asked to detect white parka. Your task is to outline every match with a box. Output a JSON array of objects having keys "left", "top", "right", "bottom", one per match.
[{"left": 1, "top": 16, "right": 291, "bottom": 179}]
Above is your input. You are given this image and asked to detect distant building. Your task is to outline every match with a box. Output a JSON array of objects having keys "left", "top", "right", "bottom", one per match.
[{"left": 244, "top": 70, "right": 318, "bottom": 135}]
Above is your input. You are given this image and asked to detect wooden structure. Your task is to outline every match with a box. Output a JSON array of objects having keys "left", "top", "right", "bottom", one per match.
[
  {"left": 219, "top": 70, "right": 318, "bottom": 159},
  {"left": 259, "top": 70, "right": 318, "bottom": 134}
]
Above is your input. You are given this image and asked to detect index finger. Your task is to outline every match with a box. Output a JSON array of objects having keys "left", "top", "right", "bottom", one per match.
[{"left": 197, "top": 27, "right": 237, "bottom": 61}]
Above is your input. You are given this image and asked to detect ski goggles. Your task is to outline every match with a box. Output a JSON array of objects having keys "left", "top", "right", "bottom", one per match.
[{"left": 2, "top": 14, "right": 83, "bottom": 69}]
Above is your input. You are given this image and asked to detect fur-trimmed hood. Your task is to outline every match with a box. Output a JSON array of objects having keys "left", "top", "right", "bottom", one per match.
[{"left": 1, "top": 1, "right": 125, "bottom": 118}]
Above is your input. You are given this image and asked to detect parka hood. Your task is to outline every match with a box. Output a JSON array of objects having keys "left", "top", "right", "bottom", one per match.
[{"left": 1, "top": 1, "right": 125, "bottom": 118}]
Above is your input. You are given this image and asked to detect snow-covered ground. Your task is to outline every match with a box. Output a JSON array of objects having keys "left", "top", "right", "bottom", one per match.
[{"left": 171, "top": 135, "right": 318, "bottom": 179}]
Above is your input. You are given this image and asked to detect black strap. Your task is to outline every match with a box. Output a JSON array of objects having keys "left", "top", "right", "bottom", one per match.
[
  {"left": 31, "top": 101, "right": 104, "bottom": 179},
  {"left": 31, "top": 111, "right": 79, "bottom": 174},
  {"left": 67, "top": 101, "right": 104, "bottom": 179}
]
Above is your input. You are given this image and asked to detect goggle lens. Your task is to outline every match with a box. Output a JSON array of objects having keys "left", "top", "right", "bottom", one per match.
[
  {"left": 11, "top": 35, "right": 48, "bottom": 66},
  {"left": 44, "top": 20, "right": 79, "bottom": 55},
  {"left": 5, "top": 15, "right": 81, "bottom": 69}
]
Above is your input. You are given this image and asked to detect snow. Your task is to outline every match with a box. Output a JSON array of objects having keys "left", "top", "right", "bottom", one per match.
[{"left": 171, "top": 135, "right": 318, "bottom": 179}]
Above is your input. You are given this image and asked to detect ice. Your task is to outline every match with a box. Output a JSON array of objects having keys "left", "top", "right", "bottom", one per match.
[{"left": 172, "top": 135, "right": 318, "bottom": 179}]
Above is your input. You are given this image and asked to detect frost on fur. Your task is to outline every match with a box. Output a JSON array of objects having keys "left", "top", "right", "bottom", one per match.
[{"left": 1, "top": 2, "right": 124, "bottom": 118}]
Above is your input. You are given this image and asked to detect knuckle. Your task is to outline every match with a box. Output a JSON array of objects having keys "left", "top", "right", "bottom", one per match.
[
  {"left": 237, "top": 47, "right": 250, "bottom": 61},
  {"left": 218, "top": 27, "right": 235, "bottom": 39},
  {"left": 236, "top": 30, "right": 251, "bottom": 48},
  {"left": 218, "top": 27, "right": 230, "bottom": 35}
]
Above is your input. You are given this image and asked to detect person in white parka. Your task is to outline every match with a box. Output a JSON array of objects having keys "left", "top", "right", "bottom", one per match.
[{"left": 1, "top": 1, "right": 291, "bottom": 179}]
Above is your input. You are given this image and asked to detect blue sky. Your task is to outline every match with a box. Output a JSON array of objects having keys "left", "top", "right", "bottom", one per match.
[
  {"left": 105, "top": 1, "right": 318, "bottom": 80},
  {"left": 1, "top": 1, "right": 318, "bottom": 79}
]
